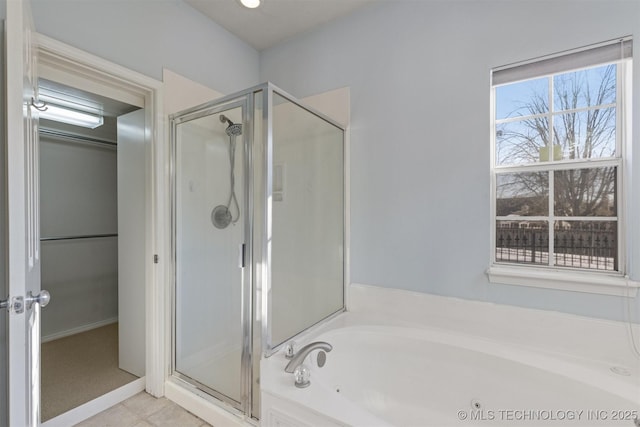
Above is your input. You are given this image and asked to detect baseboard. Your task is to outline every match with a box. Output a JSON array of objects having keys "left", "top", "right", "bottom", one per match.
[
  {"left": 41, "top": 317, "right": 118, "bottom": 343},
  {"left": 42, "top": 377, "right": 145, "bottom": 427}
]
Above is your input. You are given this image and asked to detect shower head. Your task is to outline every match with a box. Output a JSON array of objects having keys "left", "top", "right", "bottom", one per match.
[
  {"left": 226, "top": 123, "right": 242, "bottom": 137},
  {"left": 220, "top": 114, "right": 242, "bottom": 136}
]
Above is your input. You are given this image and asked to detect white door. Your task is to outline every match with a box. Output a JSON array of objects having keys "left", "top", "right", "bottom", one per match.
[
  {"left": 5, "top": 0, "right": 47, "bottom": 425},
  {"left": 117, "top": 109, "right": 146, "bottom": 378}
]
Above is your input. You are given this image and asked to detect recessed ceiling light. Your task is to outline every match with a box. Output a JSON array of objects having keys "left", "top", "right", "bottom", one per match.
[{"left": 240, "top": 0, "right": 261, "bottom": 9}]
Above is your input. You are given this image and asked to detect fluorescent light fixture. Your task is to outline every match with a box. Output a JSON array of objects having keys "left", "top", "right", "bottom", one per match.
[
  {"left": 240, "top": 0, "right": 261, "bottom": 8},
  {"left": 38, "top": 104, "right": 104, "bottom": 129}
]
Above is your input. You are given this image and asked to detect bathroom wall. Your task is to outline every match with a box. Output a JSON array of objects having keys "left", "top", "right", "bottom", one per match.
[
  {"left": 0, "top": 20, "right": 7, "bottom": 427},
  {"left": 260, "top": 0, "right": 640, "bottom": 322},
  {"left": 27, "top": 0, "right": 260, "bottom": 95}
]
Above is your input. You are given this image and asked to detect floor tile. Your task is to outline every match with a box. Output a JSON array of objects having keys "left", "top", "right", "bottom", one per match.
[
  {"left": 146, "top": 401, "right": 209, "bottom": 427},
  {"left": 121, "top": 392, "right": 172, "bottom": 419},
  {"left": 75, "top": 392, "right": 213, "bottom": 427},
  {"left": 75, "top": 403, "right": 141, "bottom": 427}
]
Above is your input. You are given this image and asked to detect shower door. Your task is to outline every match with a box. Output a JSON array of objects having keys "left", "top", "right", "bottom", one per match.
[{"left": 171, "top": 97, "right": 252, "bottom": 413}]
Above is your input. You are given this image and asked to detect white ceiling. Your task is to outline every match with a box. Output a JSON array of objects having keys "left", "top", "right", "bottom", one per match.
[{"left": 184, "top": 0, "right": 376, "bottom": 51}]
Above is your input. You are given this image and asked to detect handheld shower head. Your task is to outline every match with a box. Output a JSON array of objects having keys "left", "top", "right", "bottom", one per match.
[
  {"left": 213, "top": 113, "right": 242, "bottom": 230},
  {"left": 219, "top": 114, "right": 242, "bottom": 136}
]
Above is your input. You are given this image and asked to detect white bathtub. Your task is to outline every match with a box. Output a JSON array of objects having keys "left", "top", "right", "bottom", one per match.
[{"left": 261, "top": 320, "right": 640, "bottom": 426}]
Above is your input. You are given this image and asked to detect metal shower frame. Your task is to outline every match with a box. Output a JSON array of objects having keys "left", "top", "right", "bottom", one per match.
[{"left": 168, "top": 82, "right": 347, "bottom": 421}]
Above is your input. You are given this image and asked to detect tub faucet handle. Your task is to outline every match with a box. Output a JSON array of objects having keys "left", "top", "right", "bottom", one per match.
[
  {"left": 284, "top": 341, "right": 296, "bottom": 359},
  {"left": 293, "top": 364, "right": 311, "bottom": 388}
]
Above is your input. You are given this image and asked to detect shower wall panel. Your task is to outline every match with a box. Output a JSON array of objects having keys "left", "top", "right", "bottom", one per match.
[{"left": 270, "top": 94, "right": 344, "bottom": 346}]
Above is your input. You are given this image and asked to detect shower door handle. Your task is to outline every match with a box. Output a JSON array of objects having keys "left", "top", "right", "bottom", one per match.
[{"left": 239, "top": 243, "right": 246, "bottom": 268}]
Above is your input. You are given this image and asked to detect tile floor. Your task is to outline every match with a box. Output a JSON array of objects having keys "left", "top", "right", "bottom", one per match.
[{"left": 75, "top": 392, "right": 212, "bottom": 427}]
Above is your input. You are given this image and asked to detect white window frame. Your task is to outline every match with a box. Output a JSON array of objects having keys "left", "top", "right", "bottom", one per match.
[{"left": 488, "top": 39, "right": 639, "bottom": 297}]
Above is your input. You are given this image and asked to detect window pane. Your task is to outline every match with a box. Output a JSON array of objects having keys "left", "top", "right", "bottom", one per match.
[
  {"left": 495, "top": 77, "right": 548, "bottom": 120},
  {"left": 496, "top": 118, "right": 550, "bottom": 165},
  {"left": 496, "top": 221, "right": 548, "bottom": 265},
  {"left": 553, "top": 64, "right": 616, "bottom": 112},
  {"left": 553, "top": 108, "right": 616, "bottom": 159},
  {"left": 554, "top": 167, "right": 617, "bottom": 217},
  {"left": 496, "top": 172, "right": 548, "bottom": 216},
  {"left": 554, "top": 221, "right": 617, "bottom": 271}
]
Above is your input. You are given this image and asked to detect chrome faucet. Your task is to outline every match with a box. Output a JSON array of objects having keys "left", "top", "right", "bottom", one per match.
[{"left": 284, "top": 341, "right": 332, "bottom": 373}]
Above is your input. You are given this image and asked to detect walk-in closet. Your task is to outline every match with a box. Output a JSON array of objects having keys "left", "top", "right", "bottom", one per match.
[{"left": 38, "top": 79, "right": 145, "bottom": 421}]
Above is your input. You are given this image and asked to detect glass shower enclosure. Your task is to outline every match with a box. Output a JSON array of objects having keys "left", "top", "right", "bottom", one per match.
[{"left": 170, "top": 83, "right": 345, "bottom": 420}]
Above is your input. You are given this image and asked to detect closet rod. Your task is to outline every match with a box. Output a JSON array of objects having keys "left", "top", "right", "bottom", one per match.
[
  {"left": 40, "top": 128, "right": 117, "bottom": 147},
  {"left": 41, "top": 233, "right": 118, "bottom": 242}
]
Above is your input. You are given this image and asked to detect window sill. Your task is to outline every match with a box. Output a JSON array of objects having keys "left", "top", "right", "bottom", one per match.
[{"left": 487, "top": 265, "right": 639, "bottom": 297}]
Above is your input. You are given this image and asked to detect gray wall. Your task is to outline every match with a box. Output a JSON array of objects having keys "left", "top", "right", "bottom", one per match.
[
  {"left": 260, "top": 0, "right": 640, "bottom": 322},
  {"left": 0, "top": 18, "right": 6, "bottom": 427},
  {"left": 30, "top": 0, "right": 260, "bottom": 95}
]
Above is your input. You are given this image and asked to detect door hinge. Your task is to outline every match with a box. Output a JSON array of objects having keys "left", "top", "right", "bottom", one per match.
[{"left": 154, "top": 254, "right": 159, "bottom": 264}]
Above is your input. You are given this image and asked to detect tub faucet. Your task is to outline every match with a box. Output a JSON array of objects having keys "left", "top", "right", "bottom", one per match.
[{"left": 284, "top": 341, "right": 332, "bottom": 373}]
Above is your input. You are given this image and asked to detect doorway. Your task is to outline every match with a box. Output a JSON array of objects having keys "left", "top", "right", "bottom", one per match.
[{"left": 37, "top": 79, "right": 146, "bottom": 422}]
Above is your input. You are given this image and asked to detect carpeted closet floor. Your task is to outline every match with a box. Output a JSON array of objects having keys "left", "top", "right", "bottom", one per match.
[{"left": 41, "top": 323, "right": 139, "bottom": 421}]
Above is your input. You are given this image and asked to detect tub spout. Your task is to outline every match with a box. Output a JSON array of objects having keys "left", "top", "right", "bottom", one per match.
[{"left": 284, "top": 341, "right": 332, "bottom": 373}]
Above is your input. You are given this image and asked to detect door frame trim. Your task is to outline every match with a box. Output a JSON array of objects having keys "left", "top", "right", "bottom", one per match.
[{"left": 35, "top": 33, "right": 166, "bottom": 398}]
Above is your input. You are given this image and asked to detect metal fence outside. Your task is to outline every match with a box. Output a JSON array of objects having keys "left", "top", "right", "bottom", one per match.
[{"left": 496, "top": 222, "right": 616, "bottom": 271}]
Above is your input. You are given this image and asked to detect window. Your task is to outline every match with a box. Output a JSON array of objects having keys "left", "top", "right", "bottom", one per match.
[{"left": 489, "top": 38, "right": 634, "bottom": 294}]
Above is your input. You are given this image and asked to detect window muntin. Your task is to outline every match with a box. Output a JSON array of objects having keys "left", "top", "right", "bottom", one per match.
[{"left": 492, "top": 61, "right": 625, "bottom": 273}]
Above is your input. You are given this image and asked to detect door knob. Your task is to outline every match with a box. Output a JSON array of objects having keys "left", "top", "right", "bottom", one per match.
[{"left": 25, "top": 290, "right": 50, "bottom": 309}]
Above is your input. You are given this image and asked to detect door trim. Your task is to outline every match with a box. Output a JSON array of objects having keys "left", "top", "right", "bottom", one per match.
[{"left": 34, "top": 33, "right": 166, "bottom": 398}]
